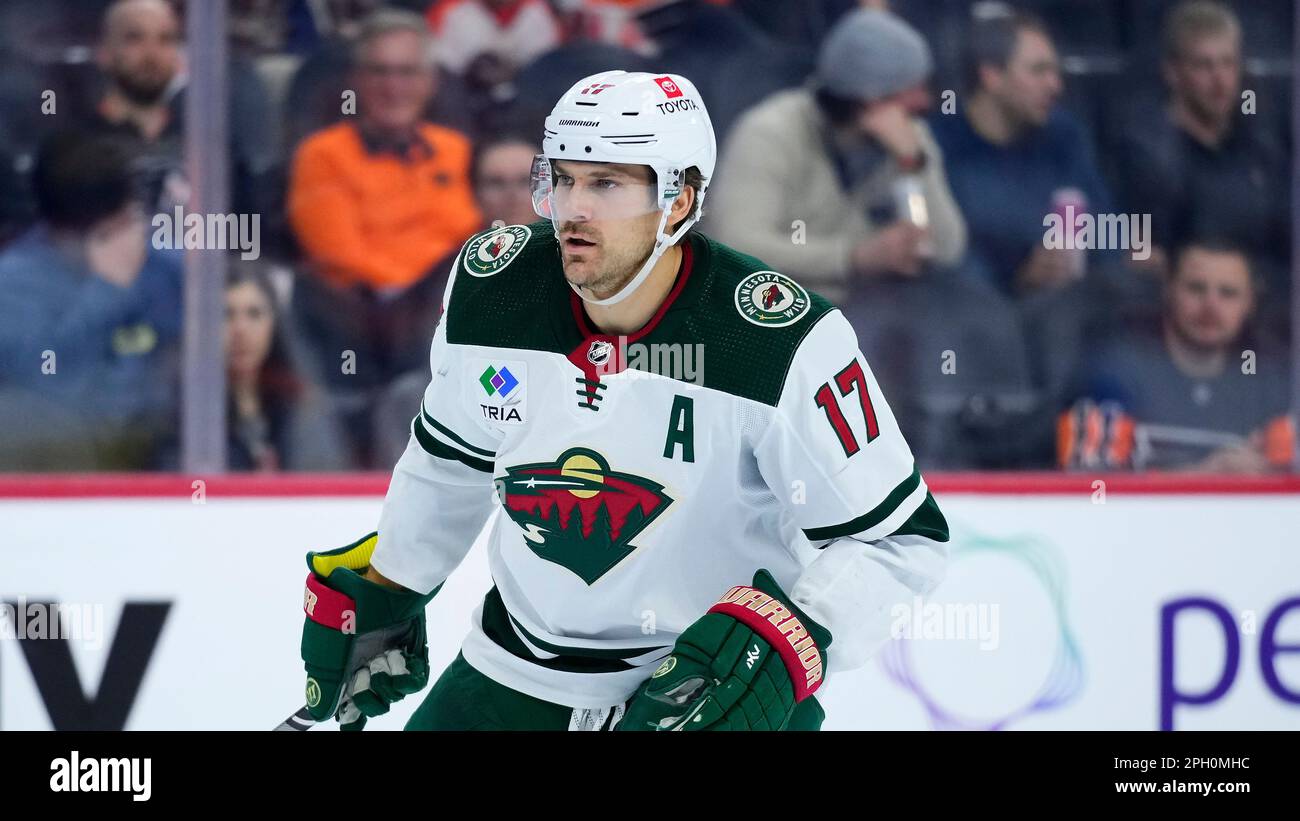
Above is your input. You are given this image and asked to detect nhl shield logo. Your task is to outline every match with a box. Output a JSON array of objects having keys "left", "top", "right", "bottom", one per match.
[
  {"left": 496, "top": 448, "right": 673, "bottom": 584},
  {"left": 463, "top": 225, "right": 531, "bottom": 277},
  {"left": 587, "top": 339, "right": 615, "bottom": 366},
  {"left": 734, "top": 271, "right": 810, "bottom": 328}
]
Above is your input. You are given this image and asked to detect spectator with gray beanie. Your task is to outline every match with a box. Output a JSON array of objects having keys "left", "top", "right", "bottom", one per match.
[{"left": 709, "top": 6, "right": 966, "bottom": 303}]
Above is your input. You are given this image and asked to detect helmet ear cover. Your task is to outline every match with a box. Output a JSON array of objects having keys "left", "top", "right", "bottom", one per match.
[
  {"left": 530, "top": 154, "right": 554, "bottom": 220},
  {"left": 656, "top": 166, "right": 687, "bottom": 211}
]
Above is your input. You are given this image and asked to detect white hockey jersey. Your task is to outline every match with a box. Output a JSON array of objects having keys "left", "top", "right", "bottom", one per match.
[{"left": 372, "top": 221, "right": 949, "bottom": 709}]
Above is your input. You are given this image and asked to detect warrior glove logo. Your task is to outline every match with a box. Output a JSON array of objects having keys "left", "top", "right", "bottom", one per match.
[
  {"left": 497, "top": 448, "right": 673, "bottom": 584},
  {"left": 710, "top": 584, "right": 825, "bottom": 701}
]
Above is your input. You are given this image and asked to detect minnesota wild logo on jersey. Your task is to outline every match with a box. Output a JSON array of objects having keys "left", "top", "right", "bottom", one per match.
[
  {"left": 734, "top": 271, "right": 810, "bottom": 327},
  {"left": 495, "top": 448, "right": 673, "bottom": 584},
  {"left": 463, "top": 225, "right": 531, "bottom": 277}
]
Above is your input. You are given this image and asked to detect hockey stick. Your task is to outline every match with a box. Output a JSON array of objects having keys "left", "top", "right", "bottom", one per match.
[{"left": 274, "top": 706, "right": 319, "bottom": 732}]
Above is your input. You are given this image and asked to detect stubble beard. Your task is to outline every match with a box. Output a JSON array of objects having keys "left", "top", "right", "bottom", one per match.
[
  {"left": 1167, "top": 313, "right": 1229, "bottom": 356},
  {"left": 114, "top": 70, "right": 172, "bottom": 107},
  {"left": 561, "top": 233, "right": 655, "bottom": 300}
]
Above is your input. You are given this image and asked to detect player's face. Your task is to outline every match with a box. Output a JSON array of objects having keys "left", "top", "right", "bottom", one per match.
[
  {"left": 224, "top": 282, "right": 276, "bottom": 378},
  {"left": 1167, "top": 248, "right": 1253, "bottom": 351},
  {"left": 993, "top": 29, "right": 1061, "bottom": 128},
  {"left": 99, "top": 0, "right": 182, "bottom": 106},
  {"left": 552, "top": 161, "right": 663, "bottom": 298},
  {"left": 1167, "top": 32, "right": 1241, "bottom": 124}
]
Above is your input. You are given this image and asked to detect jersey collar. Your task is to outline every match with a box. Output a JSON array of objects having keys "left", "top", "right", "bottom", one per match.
[
  {"left": 568, "top": 238, "right": 695, "bottom": 345},
  {"left": 562, "top": 235, "right": 706, "bottom": 401}
]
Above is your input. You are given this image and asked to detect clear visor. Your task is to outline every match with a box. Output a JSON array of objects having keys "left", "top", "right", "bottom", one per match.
[{"left": 530, "top": 154, "right": 666, "bottom": 228}]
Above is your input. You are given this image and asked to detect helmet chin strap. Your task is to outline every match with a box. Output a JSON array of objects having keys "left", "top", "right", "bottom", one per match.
[{"left": 570, "top": 206, "right": 693, "bottom": 307}]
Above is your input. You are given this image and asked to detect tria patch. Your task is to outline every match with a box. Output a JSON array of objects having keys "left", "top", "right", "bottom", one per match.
[
  {"left": 475, "top": 359, "right": 526, "bottom": 424},
  {"left": 734, "top": 271, "right": 810, "bottom": 328},
  {"left": 463, "top": 224, "right": 531, "bottom": 277}
]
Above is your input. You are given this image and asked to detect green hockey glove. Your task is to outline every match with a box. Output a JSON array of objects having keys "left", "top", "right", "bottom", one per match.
[
  {"left": 619, "top": 569, "right": 831, "bottom": 731},
  {"left": 300, "top": 533, "right": 438, "bottom": 730}
]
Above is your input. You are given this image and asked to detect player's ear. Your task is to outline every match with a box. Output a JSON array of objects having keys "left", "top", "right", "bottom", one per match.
[{"left": 670, "top": 183, "right": 695, "bottom": 225}]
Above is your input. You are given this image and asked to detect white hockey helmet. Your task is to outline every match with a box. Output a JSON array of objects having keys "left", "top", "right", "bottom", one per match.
[{"left": 531, "top": 70, "right": 717, "bottom": 305}]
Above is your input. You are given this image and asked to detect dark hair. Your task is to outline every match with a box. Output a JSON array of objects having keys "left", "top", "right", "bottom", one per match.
[
  {"left": 1166, "top": 236, "right": 1265, "bottom": 310},
  {"left": 32, "top": 131, "right": 136, "bottom": 231},
  {"left": 964, "top": 8, "right": 1052, "bottom": 92},
  {"left": 669, "top": 165, "right": 706, "bottom": 236},
  {"left": 469, "top": 133, "right": 538, "bottom": 188},
  {"left": 225, "top": 260, "right": 304, "bottom": 408},
  {"left": 1169, "top": 237, "right": 1253, "bottom": 279}
]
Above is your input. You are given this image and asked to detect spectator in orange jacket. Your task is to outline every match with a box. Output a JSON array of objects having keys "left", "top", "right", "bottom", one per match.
[
  {"left": 288, "top": 8, "right": 481, "bottom": 292},
  {"left": 286, "top": 8, "right": 481, "bottom": 466}
]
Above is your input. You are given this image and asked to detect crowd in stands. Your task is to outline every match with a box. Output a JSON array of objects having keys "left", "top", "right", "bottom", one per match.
[{"left": 0, "top": 0, "right": 1292, "bottom": 473}]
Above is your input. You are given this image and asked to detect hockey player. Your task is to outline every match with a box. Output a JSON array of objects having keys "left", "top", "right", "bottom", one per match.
[{"left": 298, "top": 71, "right": 949, "bottom": 731}]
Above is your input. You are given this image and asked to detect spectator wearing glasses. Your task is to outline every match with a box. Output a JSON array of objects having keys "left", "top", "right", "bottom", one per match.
[
  {"left": 288, "top": 8, "right": 481, "bottom": 295},
  {"left": 930, "top": 8, "right": 1113, "bottom": 296},
  {"left": 287, "top": 9, "right": 481, "bottom": 465}
]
